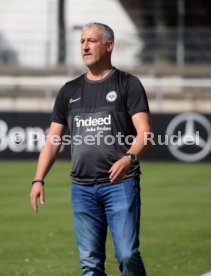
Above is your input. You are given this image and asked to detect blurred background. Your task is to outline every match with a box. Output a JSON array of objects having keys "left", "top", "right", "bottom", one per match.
[
  {"left": 0, "top": 0, "right": 211, "bottom": 161},
  {"left": 0, "top": 1, "right": 211, "bottom": 276}
]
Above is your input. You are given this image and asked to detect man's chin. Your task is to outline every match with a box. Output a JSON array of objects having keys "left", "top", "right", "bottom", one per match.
[{"left": 83, "top": 60, "right": 96, "bottom": 67}]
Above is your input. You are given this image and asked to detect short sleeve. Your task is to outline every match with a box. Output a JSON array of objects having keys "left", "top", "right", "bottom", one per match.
[
  {"left": 126, "top": 76, "right": 149, "bottom": 116},
  {"left": 50, "top": 85, "right": 67, "bottom": 125}
]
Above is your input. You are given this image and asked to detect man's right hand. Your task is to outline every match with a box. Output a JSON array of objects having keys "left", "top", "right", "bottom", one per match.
[{"left": 29, "top": 182, "right": 45, "bottom": 213}]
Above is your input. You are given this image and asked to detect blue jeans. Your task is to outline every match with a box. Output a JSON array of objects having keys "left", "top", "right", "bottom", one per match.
[{"left": 71, "top": 177, "right": 146, "bottom": 276}]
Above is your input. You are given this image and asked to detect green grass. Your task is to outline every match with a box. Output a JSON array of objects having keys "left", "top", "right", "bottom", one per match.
[{"left": 0, "top": 161, "right": 211, "bottom": 276}]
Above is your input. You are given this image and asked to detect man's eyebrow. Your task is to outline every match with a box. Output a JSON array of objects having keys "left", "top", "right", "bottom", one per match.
[{"left": 80, "top": 37, "right": 98, "bottom": 42}]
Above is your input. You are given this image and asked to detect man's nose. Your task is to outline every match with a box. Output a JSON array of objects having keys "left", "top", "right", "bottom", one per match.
[{"left": 83, "top": 41, "right": 89, "bottom": 50}]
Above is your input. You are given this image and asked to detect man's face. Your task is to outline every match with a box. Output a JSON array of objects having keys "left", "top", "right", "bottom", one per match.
[{"left": 80, "top": 27, "right": 112, "bottom": 67}]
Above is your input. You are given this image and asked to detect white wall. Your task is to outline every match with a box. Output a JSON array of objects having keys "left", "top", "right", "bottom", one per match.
[{"left": 0, "top": 0, "right": 58, "bottom": 67}]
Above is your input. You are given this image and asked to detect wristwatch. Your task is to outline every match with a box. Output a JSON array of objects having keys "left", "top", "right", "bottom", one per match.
[{"left": 125, "top": 153, "right": 137, "bottom": 164}]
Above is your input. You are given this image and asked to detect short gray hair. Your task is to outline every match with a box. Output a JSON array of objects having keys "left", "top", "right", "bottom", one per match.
[{"left": 82, "top": 22, "right": 114, "bottom": 43}]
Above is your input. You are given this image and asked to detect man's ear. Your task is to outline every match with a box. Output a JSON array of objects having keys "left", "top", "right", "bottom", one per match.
[{"left": 106, "top": 41, "right": 114, "bottom": 53}]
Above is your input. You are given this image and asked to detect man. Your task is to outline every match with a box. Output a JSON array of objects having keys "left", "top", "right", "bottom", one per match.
[{"left": 30, "top": 22, "right": 151, "bottom": 276}]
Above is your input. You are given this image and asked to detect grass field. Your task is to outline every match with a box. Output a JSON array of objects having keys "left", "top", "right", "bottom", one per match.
[{"left": 0, "top": 161, "right": 211, "bottom": 276}]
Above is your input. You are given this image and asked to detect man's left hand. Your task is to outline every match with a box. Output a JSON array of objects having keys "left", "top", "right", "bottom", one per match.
[{"left": 108, "top": 156, "right": 131, "bottom": 183}]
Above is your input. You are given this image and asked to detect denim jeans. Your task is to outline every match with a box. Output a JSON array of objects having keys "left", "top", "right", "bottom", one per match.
[{"left": 71, "top": 177, "right": 146, "bottom": 276}]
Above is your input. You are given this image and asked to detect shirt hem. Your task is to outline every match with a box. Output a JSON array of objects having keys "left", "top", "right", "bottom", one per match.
[{"left": 71, "top": 173, "right": 141, "bottom": 185}]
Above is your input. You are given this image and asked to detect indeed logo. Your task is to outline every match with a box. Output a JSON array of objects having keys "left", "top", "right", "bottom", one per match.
[{"left": 74, "top": 115, "right": 111, "bottom": 127}]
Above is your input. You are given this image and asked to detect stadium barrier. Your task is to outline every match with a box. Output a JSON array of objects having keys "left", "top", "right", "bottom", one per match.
[{"left": 0, "top": 76, "right": 211, "bottom": 113}]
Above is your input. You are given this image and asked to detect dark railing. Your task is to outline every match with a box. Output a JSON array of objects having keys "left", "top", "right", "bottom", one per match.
[{"left": 139, "top": 27, "right": 211, "bottom": 64}]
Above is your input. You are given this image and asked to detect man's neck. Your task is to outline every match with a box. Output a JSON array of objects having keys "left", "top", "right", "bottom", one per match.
[{"left": 86, "top": 64, "right": 113, "bottom": 81}]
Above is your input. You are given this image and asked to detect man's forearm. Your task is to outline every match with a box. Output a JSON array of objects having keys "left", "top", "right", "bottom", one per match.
[
  {"left": 33, "top": 138, "right": 61, "bottom": 181},
  {"left": 126, "top": 132, "right": 149, "bottom": 159},
  {"left": 128, "top": 111, "right": 151, "bottom": 159}
]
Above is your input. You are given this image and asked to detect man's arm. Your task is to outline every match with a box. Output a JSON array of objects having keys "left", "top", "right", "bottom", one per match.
[
  {"left": 29, "top": 122, "right": 67, "bottom": 213},
  {"left": 109, "top": 111, "right": 151, "bottom": 183}
]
